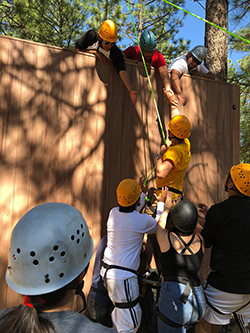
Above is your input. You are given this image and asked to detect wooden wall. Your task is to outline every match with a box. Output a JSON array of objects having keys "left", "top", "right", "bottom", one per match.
[{"left": 0, "top": 35, "right": 240, "bottom": 309}]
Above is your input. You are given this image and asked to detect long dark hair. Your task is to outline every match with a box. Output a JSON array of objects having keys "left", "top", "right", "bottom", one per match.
[
  {"left": 0, "top": 305, "right": 56, "bottom": 333},
  {"left": 0, "top": 264, "right": 89, "bottom": 333},
  {"left": 0, "top": 275, "right": 83, "bottom": 333}
]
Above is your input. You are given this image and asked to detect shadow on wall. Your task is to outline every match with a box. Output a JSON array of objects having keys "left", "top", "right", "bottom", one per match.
[{"left": 0, "top": 35, "right": 240, "bottom": 309}]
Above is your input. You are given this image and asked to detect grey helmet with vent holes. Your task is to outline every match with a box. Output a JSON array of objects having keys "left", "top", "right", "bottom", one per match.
[
  {"left": 190, "top": 45, "right": 207, "bottom": 62},
  {"left": 6, "top": 202, "right": 94, "bottom": 295}
]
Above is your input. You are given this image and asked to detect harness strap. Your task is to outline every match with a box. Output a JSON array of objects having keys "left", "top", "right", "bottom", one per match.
[
  {"left": 75, "top": 281, "right": 87, "bottom": 313},
  {"left": 157, "top": 307, "right": 184, "bottom": 328},
  {"left": 206, "top": 294, "right": 250, "bottom": 316},
  {"left": 180, "top": 281, "right": 192, "bottom": 304},
  {"left": 90, "top": 286, "right": 109, "bottom": 296},
  {"left": 102, "top": 260, "right": 139, "bottom": 309},
  {"left": 157, "top": 186, "right": 183, "bottom": 198},
  {"left": 205, "top": 296, "right": 227, "bottom": 315},
  {"left": 102, "top": 261, "right": 138, "bottom": 276},
  {"left": 164, "top": 276, "right": 193, "bottom": 304},
  {"left": 114, "top": 295, "right": 140, "bottom": 309},
  {"left": 176, "top": 234, "right": 195, "bottom": 255},
  {"left": 234, "top": 299, "right": 250, "bottom": 314}
]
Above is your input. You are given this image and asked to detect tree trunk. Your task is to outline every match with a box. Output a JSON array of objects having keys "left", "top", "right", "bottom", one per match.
[
  {"left": 138, "top": 0, "right": 143, "bottom": 39},
  {"left": 205, "top": 0, "right": 228, "bottom": 82}
]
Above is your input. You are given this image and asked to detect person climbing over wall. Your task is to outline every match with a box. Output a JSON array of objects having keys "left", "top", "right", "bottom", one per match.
[
  {"left": 123, "top": 30, "right": 179, "bottom": 115},
  {"left": 197, "top": 163, "right": 250, "bottom": 333},
  {"left": 155, "top": 114, "right": 191, "bottom": 201},
  {"left": 74, "top": 19, "right": 138, "bottom": 106},
  {"left": 156, "top": 194, "right": 206, "bottom": 332},
  {"left": 0, "top": 202, "right": 117, "bottom": 333},
  {"left": 100, "top": 179, "right": 167, "bottom": 333},
  {"left": 168, "top": 45, "right": 214, "bottom": 107}
]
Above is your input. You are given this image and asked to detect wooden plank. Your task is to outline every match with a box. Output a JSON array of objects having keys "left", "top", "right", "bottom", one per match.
[
  {"left": 0, "top": 36, "right": 11, "bottom": 309},
  {"left": 33, "top": 44, "right": 55, "bottom": 203},
  {"left": 0, "top": 37, "right": 26, "bottom": 309},
  {"left": 0, "top": 35, "right": 240, "bottom": 309}
]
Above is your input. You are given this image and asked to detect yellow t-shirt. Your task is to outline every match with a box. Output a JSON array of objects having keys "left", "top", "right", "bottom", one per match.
[{"left": 156, "top": 139, "right": 191, "bottom": 193}]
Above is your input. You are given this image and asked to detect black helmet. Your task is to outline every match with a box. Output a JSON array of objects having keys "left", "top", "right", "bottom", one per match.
[{"left": 170, "top": 201, "right": 198, "bottom": 234}]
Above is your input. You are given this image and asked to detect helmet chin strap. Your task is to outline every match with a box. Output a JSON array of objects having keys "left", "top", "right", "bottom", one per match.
[
  {"left": 224, "top": 173, "right": 230, "bottom": 192},
  {"left": 225, "top": 173, "right": 239, "bottom": 193},
  {"left": 75, "top": 280, "right": 86, "bottom": 313}
]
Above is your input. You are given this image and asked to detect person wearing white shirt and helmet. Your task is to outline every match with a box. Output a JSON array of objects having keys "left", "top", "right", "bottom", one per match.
[{"left": 169, "top": 45, "right": 214, "bottom": 107}]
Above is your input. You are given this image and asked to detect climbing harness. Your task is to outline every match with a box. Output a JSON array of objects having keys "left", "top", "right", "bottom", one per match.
[
  {"left": 102, "top": 261, "right": 141, "bottom": 309},
  {"left": 157, "top": 186, "right": 183, "bottom": 199}
]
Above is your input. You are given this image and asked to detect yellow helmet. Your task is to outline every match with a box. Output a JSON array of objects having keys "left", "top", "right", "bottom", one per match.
[
  {"left": 168, "top": 115, "right": 191, "bottom": 139},
  {"left": 230, "top": 163, "right": 250, "bottom": 196},
  {"left": 98, "top": 20, "right": 117, "bottom": 43},
  {"left": 116, "top": 179, "right": 141, "bottom": 207}
]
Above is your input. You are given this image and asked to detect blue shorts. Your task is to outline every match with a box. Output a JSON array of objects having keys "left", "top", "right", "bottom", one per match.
[{"left": 157, "top": 281, "right": 206, "bottom": 333}]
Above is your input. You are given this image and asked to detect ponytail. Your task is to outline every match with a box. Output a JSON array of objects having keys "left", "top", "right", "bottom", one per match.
[
  {"left": 0, "top": 304, "right": 56, "bottom": 333},
  {"left": 0, "top": 270, "right": 87, "bottom": 332}
]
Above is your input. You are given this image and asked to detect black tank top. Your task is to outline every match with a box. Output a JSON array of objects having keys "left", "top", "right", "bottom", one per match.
[{"left": 160, "top": 232, "right": 203, "bottom": 286}]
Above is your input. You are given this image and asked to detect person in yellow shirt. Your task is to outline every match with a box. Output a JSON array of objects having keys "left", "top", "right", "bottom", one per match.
[
  {"left": 156, "top": 115, "right": 191, "bottom": 200},
  {"left": 141, "top": 115, "right": 191, "bottom": 278}
]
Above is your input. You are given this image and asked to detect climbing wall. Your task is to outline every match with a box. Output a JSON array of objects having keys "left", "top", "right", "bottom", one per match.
[{"left": 0, "top": 35, "right": 240, "bottom": 309}]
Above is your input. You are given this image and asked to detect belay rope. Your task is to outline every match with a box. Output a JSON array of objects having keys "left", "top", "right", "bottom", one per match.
[
  {"left": 126, "top": 0, "right": 250, "bottom": 185},
  {"left": 126, "top": 0, "right": 167, "bottom": 186}
]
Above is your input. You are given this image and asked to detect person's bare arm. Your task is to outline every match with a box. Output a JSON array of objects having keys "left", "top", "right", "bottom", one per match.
[
  {"left": 190, "top": 70, "right": 214, "bottom": 80},
  {"left": 156, "top": 159, "right": 174, "bottom": 179},
  {"left": 156, "top": 145, "right": 174, "bottom": 179},
  {"left": 158, "top": 66, "right": 178, "bottom": 107},
  {"left": 119, "top": 70, "right": 138, "bottom": 105},
  {"left": 156, "top": 189, "right": 173, "bottom": 252},
  {"left": 202, "top": 72, "right": 214, "bottom": 79},
  {"left": 170, "top": 69, "right": 186, "bottom": 106}
]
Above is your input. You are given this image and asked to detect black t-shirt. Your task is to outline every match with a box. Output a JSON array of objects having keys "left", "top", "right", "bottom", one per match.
[
  {"left": 201, "top": 195, "right": 250, "bottom": 293},
  {"left": 75, "top": 30, "right": 126, "bottom": 74}
]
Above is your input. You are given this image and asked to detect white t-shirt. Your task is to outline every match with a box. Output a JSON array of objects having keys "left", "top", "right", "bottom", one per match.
[
  {"left": 86, "top": 41, "right": 111, "bottom": 58},
  {"left": 101, "top": 201, "right": 164, "bottom": 279},
  {"left": 168, "top": 54, "right": 209, "bottom": 76}
]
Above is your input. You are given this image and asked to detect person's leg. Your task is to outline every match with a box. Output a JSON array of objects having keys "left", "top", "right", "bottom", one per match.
[
  {"left": 106, "top": 276, "right": 142, "bottom": 333},
  {"left": 198, "top": 318, "right": 221, "bottom": 333}
]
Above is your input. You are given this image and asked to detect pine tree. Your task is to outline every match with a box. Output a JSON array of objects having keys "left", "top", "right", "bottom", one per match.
[
  {"left": 0, "top": 0, "right": 190, "bottom": 61},
  {"left": 122, "top": 0, "right": 190, "bottom": 63},
  {"left": 228, "top": 24, "right": 250, "bottom": 162},
  {"left": 0, "top": 0, "right": 91, "bottom": 48},
  {"left": 205, "top": 0, "right": 229, "bottom": 82}
]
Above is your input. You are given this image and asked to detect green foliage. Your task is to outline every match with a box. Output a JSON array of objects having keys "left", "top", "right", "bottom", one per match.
[
  {"left": 122, "top": 0, "right": 190, "bottom": 63},
  {"left": 229, "top": 0, "right": 250, "bottom": 24},
  {"left": 228, "top": 24, "right": 250, "bottom": 162},
  {"left": 0, "top": 0, "right": 190, "bottom": 60},
  {"left": 0, "top": 0, "right": 91, "bottom": 48}
]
